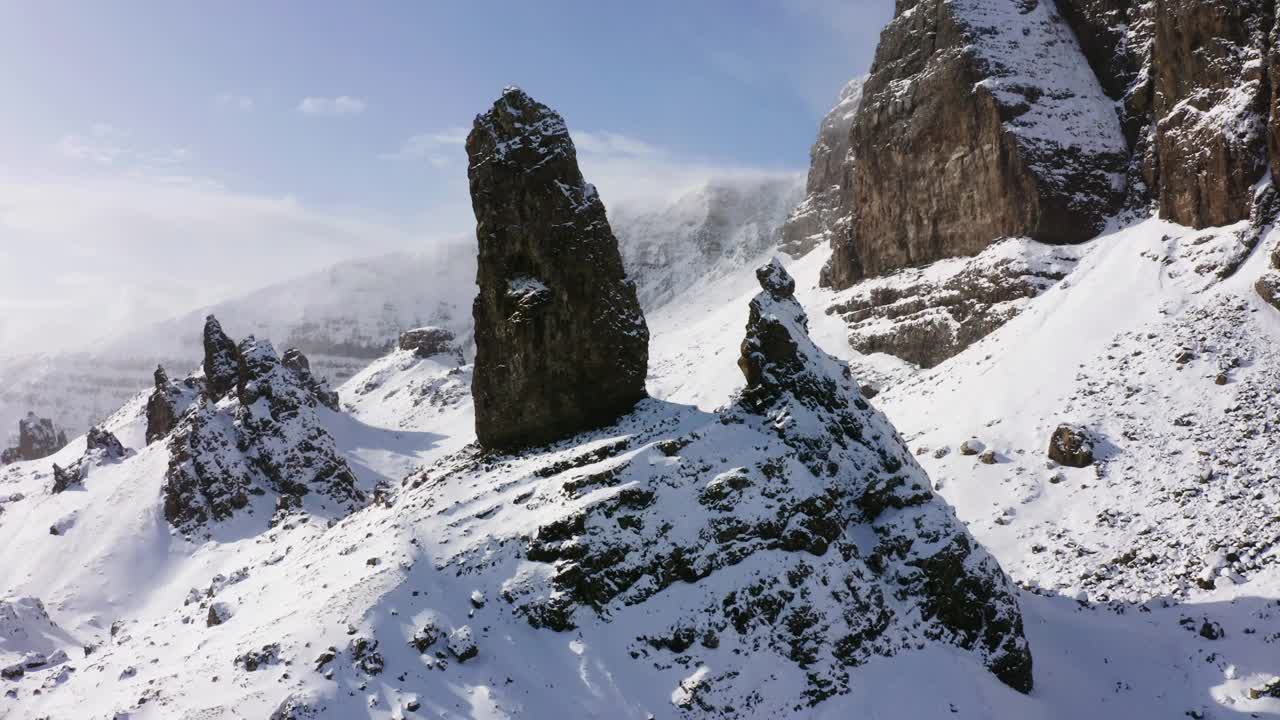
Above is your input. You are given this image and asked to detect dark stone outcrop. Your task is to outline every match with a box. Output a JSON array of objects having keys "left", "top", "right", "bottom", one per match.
[
  {"left": 51, "top": 426, "right": 126, "bottom": 493},
  {"left": 466, "top": 87, "right": 649, "bottom": 451},
  {"left": 1150, "top": 0, "right": 1272, "bottom": 229},
  {"left": 163, "top": 323, "right": 364, "bottom": 531},
  {"left": 1255, "top": 226, "right": 1280, "bottom": 310},
  {"left": 820, "top": 0, "right": 1127, "bottom": 290},
  {"left": 778, "top": 78, "right": 865, "bottom": 258},
  {"left": 280, "top": 348, "right": 340, "bottom": 411},
  {"left": 202, "top": 315, "right": 241, "bottom": 401},
  {"left": 145, "top": 366, "right": 181, "bottom": 445},
  {"left": 1048, "top": 424, "right": 1095, "bottom": 467},
  {"left": 826, "top": 245, "right": 1075, "bottom": 368},
  {"left": 1, "top": 413, "right": 68, "bottom": 465},
  {"left": 397, "top": 327, "right": 462, "bottom": 361}
]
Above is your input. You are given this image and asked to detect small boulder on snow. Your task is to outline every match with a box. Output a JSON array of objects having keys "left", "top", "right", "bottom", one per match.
[
  {"left": 1047, "top": 424, "right": 1095, "bottom": 467},
  {"left": 447, "top": 625, "right": 478, "bottom": 662}
]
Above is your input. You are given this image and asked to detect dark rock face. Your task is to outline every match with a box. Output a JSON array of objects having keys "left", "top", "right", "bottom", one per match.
[
  {"left": 1151, "top": 0, "right": 1272, "bottom": 228},
  {"left": 1, "top": 413, "right": 68, "bottom": 465},
  {"left": 778, "top": 78, "right": 865, "bottom": 258},
  {"left": 202, "top": 315, "right": 241, "bottom": 401},
  {"left": 397, "top": 327, "right": 462, "bottom": 361},
  {"left": 281, "top": 348, "right": 340, "bottom": 411},
  {"left": 1048, "top": 424, "right": 1095, "bottom": 467},
  {"left": 821, "top": 0, "right": 1127, "bottom": 290},
  {"left": 145, "top": 366, "right": 181, "bottom": 445},
  {"left": 467, "top": 87, "right": 649, "bottom": 451},
  {"left": 163, "top": 323, "right": 363, "bottom": 531},
  {"left": 1255, "top": 226, "right": 1280, "bottom": 310}
]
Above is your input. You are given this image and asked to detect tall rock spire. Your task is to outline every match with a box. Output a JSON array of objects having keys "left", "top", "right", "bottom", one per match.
[{"left": 466, "top": 87, "right": 649, "bottom": 450}]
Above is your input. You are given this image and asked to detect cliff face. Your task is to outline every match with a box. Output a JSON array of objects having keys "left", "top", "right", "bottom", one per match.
[
  {"left": 467, "top": 88, "right": 650, "bottom": 451},
  {"left": 822, "top": 0, "right": 1127, "bottom": 289},
  {"left": 813, "top": 0, "right": 1280, "bottom": 291},
  {"left": 778, "top": 77, "right": 865, "bottom": 258}
]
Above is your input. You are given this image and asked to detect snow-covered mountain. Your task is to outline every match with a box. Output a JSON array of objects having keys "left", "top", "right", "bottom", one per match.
[
  {"left": 0, "top": 173, "right": 801, "bottom": 443},
  {"left": 7, "top": 0, "right": 1280, "bottom": 716}
]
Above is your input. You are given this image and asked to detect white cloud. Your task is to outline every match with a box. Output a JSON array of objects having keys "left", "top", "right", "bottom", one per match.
[
  {"left": 55, "top": 123, "right": 127, "bottom": 164},
  {"left": 298, "top": 96, "right": 366, "bottom": 116},
  {"left": 54, "top": 124, "right": 192, "bottom": 169},
  {"left": 216, "top": 93, "right": 254, "bottom": 112},
  {"left": 0, "top": 172, "right": 432, "bottom": 353}
]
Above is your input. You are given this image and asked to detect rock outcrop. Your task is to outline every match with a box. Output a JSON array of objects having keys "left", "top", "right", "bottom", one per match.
[
  {"left": 778, "top": 78, "right": 865, "bottom": 258},
  {"left": 163, "top": 321, "right": 364, "bottom": 532},
  {"left": 826, "top": 240, "right": 1078, "bottom": 368},
  {"left": 280, "top": 348, "right": 340, "bottom": 411},
  {"left": 397, "top": 327, "right": 462, "bottom": 362},
  {"left": 466, "top": 87, "right": 649, "bottom": 451},
  {"left": 51, "top": 426, "right": 127, "bottom": 493},
  {"left": 1, "top": 413, "right": 68, "bottom": 465},
  {"left": 202, "top": 315, "right": 241, "bottom": 401},
  {"left": 145, "top": 366, "right": 184, "bottom": 445},
  {"left": 820, "top": 0, "right": 1127, "bottom": 290},
  {"left": 1150, "top": 0, "right": 1272, "bottom": 228}
]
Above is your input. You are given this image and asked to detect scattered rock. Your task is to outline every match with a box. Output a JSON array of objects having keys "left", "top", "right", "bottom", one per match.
[
  {"left": 206, "top": 602, "right": 232, "bottom": 627},
  {"left": 979, "top": 450, "right": 998, "bottom": 465},
  {"left": 960, "top": 439, "right": 983, "bottom": 456}
]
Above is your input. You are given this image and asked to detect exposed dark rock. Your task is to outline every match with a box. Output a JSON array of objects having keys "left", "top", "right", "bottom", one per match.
[
  {"left": 467, "top": 87, "right": 649, "bottom": 450},
  {"left": 826, "top": 243, "right": 1075, "bottom": 368},
  {"left": 778, "top": 78, "right": 865, "bottom": 258},
  {"left": 1, "top": 413, "right": 68, "bottom": 465},
  {"left": 145, "top": 366, "right": 181, "bottom": 445},
  {"left": 1151, "top": 0, "right": 1272, "bottom": 228},
  {"left": 348, "top": 636, "right": 384, "bottom": 675},
  {"left": 446, "top": 626, "right": 478, "bottom": 662},
  {"left": 397, "top": 326, "right": 462, "bottom": 361},
  {"left": 1048, "top": 424, "right": 1095, "bottom": 467},
  {"left": 163, "top": 322, "right": 364, "bottom": 531},
  {"left": 281, "top": 348, "right": 340, "bottom": 411},
  {"left": 821, "top": 0, "right": 1127, "bottom": 290},
  {"left": 51, "top": 426, "right": 126, "bottom": 493},
  {"left": 202, "top": 315, "right": 241, "bottom": 401}
]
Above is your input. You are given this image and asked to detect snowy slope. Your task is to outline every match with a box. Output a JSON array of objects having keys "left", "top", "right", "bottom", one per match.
[{"left": 7, "top": 203, "right": 1280, "bottom": 717}]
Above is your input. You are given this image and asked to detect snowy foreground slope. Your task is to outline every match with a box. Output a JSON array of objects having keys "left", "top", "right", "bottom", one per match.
[{"left": 5, "top": 211, "right": 1280, "bottom": 717}]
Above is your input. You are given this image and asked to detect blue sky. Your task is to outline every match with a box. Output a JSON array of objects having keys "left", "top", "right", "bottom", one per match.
[{"left": 0, "top": 1, "right": 891, "bottom": 350}]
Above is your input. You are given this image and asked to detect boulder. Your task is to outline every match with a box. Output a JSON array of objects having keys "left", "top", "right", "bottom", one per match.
[
  {"left": 467, "top": 87, "right": 649, "bottom": 450},
  {"left": 1048, "top": 424, "right": 1095, "bottom": 467}
]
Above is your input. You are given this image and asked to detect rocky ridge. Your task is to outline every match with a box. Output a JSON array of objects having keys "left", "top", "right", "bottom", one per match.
[{"left": 160, "top": 316, "right": 362, "bottom": 532}]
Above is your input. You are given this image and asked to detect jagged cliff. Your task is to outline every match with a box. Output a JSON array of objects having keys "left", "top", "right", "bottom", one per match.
[{"left": 811, "top": 0, "right": 1280, "bottom": 292}]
